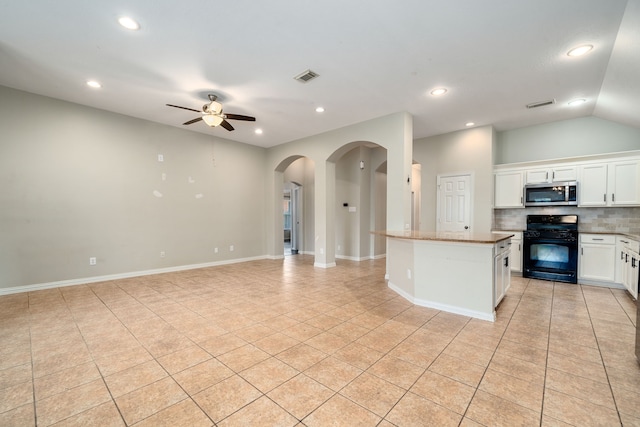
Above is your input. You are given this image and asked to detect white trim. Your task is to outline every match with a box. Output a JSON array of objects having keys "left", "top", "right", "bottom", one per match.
[
  {"left": 267, "top": 254, "right": 285, "bottom": 260},
  {"left": 577, "top": 280, "right": 625, "bottom": 290},
  {"left": 314, "top": 262, "right": 337, "bottom": 268},
  {"left": 0, "top": 255, "right": 268, "bottom": 296},
  {"left": 371, "top": 254, "right": 387, "bottom": 260},
  {"left": 388, "top": 281, "right": 496, "bottom": 322},
  {"left": 336, "top": 254, "right": 387, "bottom": 261}
]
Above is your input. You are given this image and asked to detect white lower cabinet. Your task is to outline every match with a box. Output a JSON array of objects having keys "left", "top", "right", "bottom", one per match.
[
  {"left": 494, "top": 241, "right": 511, "bottom": 307},
  {"left": 579, "top": 234, "right": 617, "bottom": 283},
  {"left": 617, "top": 236, "right": 640, "bottom": 299},
  {"left": 510, "top": 233, "right": 522, "bottom": 273},
  {"left": 493, "top": 231, "right": 522, "bottom": 274}
]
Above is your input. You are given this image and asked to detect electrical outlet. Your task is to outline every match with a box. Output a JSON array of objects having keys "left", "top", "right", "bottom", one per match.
[
  {"left": 157, "top": 154, "right": 164, "bottom": 162},
  {"left": 214, "top": 247, "right": 218, "bottom": 253},
  {"left": 160, "top": 251, "right": 165, "bottom": 258},
  {"left": 407, "top": 269, "right": 412, "bottom": 279},
  {"left": 229, "top": 245, "right": 234, "bottom": 252},
  {"left": 89, "top": 257, "right": 96, "bottom": 266}
]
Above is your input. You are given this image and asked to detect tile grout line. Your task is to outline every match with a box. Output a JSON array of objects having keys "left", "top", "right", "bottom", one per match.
[
  {"left": 456, "top": 279, "right": 529, "bottom": 426},
  {"left": 581, "top": 286, "right": 625, "bottom": 426}
]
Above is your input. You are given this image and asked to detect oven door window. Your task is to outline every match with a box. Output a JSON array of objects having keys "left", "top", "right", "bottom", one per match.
[
  {"left": 526, "top": 187, "right": 566, "bottom": 204},
  {"left": 529, "top": 242, "right": 571, "bottom": 270}
]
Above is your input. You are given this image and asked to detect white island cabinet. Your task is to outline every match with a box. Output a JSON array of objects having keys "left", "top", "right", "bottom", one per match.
[{"left": 377, "top": 231, "right": 512, "bottom": 322}]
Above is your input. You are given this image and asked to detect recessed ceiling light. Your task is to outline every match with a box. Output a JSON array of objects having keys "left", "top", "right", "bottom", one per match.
[
  {"left": 254, "top": 128, "right": 263, "bottom": 134},
  {"left": 567, "top": 44, "right": 593, "bottom": 57},
  {"left": 430, "top": 88, "right": 447, "bottom": 96},
  {"left": 568, "top": 98, "right": 587, "bottom": 106},
  {"left": 86, "top": 80, "right": 102, "bottom": 88},
  {"left": 465, "top": 122, "right": 475, "bottom": 127},
  {"left": 118, "top": 16, "right": 140, "bottom": 30},
  {"left": 315, "top": 107, "right": 325, "bottom": 113}
]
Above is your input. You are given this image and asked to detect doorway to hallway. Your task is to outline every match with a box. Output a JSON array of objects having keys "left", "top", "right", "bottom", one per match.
[{"left": 284, "top": 183, "right": 301, "bottom": 256}]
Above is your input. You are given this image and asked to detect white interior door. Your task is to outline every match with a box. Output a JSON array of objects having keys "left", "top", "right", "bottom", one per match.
[{"left": 437, "top": 174, "right": 472, "bottom": 232}]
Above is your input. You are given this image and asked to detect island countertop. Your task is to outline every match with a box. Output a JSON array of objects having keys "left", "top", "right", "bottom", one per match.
[{"left": 373, "top": 230, "right": 514, "bottom": 244}]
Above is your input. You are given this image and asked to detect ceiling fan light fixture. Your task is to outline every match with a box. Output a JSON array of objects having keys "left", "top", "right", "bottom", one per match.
[
  {"left": 204, "top": 101, "right": 222, "bottom": 114},
  {"left": 567, "top": 44, "right": 593, "bottom": 57},
  {"left": 202, "top": 115, "right": 224, "bottom": 127}
]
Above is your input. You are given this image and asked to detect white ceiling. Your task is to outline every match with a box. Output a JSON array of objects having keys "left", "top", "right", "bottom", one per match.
[{"left": 1, "top": 0, "right": 638, "bottom": 148}]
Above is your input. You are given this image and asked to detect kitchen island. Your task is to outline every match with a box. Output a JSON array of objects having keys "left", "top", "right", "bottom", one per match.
[{"left": 375, "top": 231, "right": 513, "bottom": 322}]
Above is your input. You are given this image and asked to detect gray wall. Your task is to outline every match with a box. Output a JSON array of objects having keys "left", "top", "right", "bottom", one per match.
[
  {"left": 496, "top": 116, "right": 640, "bottom": 164},
  {"left": 414, "top": 126, "right": 495, "bottom": 233},
  {"left": 0, "top": 86, "right": 266, "bottom": 290}
]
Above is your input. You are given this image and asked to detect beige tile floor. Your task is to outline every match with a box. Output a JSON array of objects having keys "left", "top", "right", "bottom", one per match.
[{"left": 1, "top": 255, "right": 639, "bottom": 426}]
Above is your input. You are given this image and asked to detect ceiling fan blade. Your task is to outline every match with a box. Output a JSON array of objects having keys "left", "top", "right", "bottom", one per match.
[
  {"left": 224, "top": 113, "right": 256, "bottom": 122},
  {"left": 167, "top": 104, "right": 201, "bottom": 113},
  {"left": 183, "top": 117, "right": 203, "bottom": 125},
  {"left": 220, "top": 120, "right": 235, "bottom": 131}
]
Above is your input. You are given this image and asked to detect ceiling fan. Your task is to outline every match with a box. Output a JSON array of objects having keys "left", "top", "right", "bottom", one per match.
[{"left": 166, "top": 94, "right": 256, "bottom": 131}]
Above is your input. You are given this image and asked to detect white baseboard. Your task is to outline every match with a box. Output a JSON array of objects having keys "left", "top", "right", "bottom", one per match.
[
  {"left": 314, "top": 262, "right": 337, "bottom": 268},
  {"left": 388, "top": 281, "right": 496, "bottom": 322},
  {"left": 0, "top": 255, "right": 269, "bottom": 296},
  {"left": 335, "top": 254, "right": 386, "bottom": 261}
]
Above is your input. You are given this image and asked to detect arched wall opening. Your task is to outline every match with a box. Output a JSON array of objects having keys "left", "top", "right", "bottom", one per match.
[
  {"left": 328, "top": 141, "right": 388, "bottom": 261},
  {"left": 273, "top": 155, "right": 315, "bottom": 259},
  {"left": 265, "top": 111, "right": 413, "bottom": 267}
]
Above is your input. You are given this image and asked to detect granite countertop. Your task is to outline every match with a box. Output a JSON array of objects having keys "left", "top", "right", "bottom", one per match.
[
  {"left": 578, "top": 230, "right": 640, "bottom": 240},
  {"left": 493, "top": 228, "right": 640, "bottom": 240},
  {"left": 373, "top": 230, "right": 514, "bottom": 244}
]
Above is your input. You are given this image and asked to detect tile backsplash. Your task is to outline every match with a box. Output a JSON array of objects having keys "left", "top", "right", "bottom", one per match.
[{"left": 494, "top": 207, "right": 640, "bottom": 235}]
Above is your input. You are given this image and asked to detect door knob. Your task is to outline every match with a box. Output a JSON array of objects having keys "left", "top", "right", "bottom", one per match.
[{"left": 464, "top": 226, "right": 469, "bottom": 230}]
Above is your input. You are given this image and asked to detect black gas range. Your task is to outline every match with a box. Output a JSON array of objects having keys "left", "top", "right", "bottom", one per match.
[{"left": 523, "top": 214, "right": 579, "bottom": 284}]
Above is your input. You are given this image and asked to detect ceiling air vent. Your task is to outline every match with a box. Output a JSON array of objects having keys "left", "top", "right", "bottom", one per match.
[
  {"left": 526, "top": 99, "right": 556, "bottom": 109},
  {"left": 294, "top": 69, "right": 319, "bottom": 83}
]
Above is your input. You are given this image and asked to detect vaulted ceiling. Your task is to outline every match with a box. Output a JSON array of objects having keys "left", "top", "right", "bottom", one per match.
[{"left": 1, "top": 0, "right": 638, "bottom": 148}]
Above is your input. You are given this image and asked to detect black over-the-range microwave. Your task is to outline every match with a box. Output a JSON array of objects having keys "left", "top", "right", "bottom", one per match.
[{"left": 524, "top": 181, "right": 578, "bottom": 207}]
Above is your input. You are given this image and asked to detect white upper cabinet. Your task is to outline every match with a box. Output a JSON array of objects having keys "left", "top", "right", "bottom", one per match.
[
  {"left": 579, "top": 163, "right": 609, "bottom": 206},
  {"left": 609, "top": 160, "right": 640, "bottom": 206},
  {"left": 525, "top": 165, "right": 577, "bottom": 184},
  {"left": 495, "top": 152, "right": 640, "bottom": 209},
  {"left": 494, "top": 170, "right": 524, "bottom": 208},
  {"left": 579, "top": 159, "right": 640, "bottom": 207}
]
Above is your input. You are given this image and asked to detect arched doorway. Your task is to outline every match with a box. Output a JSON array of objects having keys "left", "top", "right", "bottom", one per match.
[{"left": 275, "top": 155, "right": 314, "bottom": 258}]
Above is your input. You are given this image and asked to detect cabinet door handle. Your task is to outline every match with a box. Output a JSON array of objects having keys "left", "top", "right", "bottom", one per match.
[
  {"left": 552, "top": 171, "right": 555, "bottom": 180},
  {"left": 505, "top": 257, "right": 509, "bottom": 267},
  {"left": 633, "top": 258, "right": 637, "bottom": 268},
  {"left": 581, "top": 248, "right": 584, "bottom": 255},
  {"left": 612, "top": 193, "right": 615, "bottom": 202},
  {"left": 592, "top": 238, "right": 604, "bottom": 241},
  {"left": 621, "top": 240, "right": 629, "bottom": 244},
  {"left": 604, "top": 194, "right": 606, "bottom": 202},
  {"left": 520, "top": 196, "right": 523, "bottom": 204},
  {"left": 546, "top": 172, "right": 549, "bottom": 181}
]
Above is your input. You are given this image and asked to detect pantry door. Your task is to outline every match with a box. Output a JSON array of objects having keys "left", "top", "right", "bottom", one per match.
[{"left": 437, "top": 173, "right": 472, "bottom": 232}]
